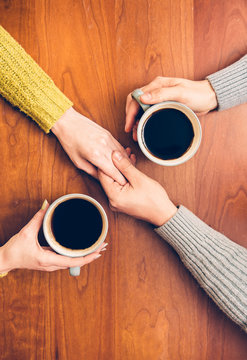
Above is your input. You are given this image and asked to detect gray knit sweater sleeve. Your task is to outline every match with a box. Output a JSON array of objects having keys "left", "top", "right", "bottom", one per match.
[
  {"left": 206, "top": 55, "right": 247, "bottom": 111},
  {"left": 155, "top": 206, "right": 247, "bottom": 332}
]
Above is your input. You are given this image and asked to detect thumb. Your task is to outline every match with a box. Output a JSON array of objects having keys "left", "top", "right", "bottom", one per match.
[
  {"left": 140, "top": 86, "right": 182, "bottom": 105},
  {"left": 25, "top": 200, "right": 49, "bottom": 234},
  {"left": 112, "top": 151, "right": 140, "bottom": 184}
]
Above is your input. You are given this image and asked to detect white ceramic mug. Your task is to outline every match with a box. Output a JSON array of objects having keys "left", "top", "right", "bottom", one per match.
[
  {"left": 43, "top": 194, "right": 108, "bottom": 276},
  {"left": 132, "top": 89, "right": 202, "bottom": 166}
]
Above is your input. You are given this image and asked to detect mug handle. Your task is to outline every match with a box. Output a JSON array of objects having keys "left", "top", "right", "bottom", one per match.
[
  {"left": 131, "top": 89, "right": 151, "bottom": 112},
  {"left": 70, "top": 266, "right": 81, "bottom": 276}
]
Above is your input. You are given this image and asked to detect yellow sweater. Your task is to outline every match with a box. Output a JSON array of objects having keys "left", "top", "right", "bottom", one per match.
[{"left": 0, "top": 26, "right": 73, "bottom": 133}]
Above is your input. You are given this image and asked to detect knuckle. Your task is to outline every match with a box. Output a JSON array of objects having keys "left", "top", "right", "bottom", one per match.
[
  {"left": 19, "top": 227, "right": 30, "bottom": 239},
  {"left": 100, "top": 131, "right": 111, "bottom": 145},
  {"left": 38, "top": 254, "right": 49, "bottom": 268},
  {"left": 37, "top": 258, "right": 45, "bottom": 267},
  {"left": 154, "top": 76, "right": 163, "bottom": 84},
  {"left": 92, "top": 149, "right": 101, "bottom": 158}
]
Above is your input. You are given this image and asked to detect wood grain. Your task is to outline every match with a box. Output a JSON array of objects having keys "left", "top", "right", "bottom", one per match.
[
  {"left": 0, "top": 0, "right": 246, "bottom": 359},
  {"left": 192, "top": 1, "right": 247, "bottom": 358}
]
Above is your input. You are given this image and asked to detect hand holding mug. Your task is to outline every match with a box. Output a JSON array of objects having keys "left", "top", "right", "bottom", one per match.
[
  {"left": 98, "top": 151, "right": 177, "bottom": 226},
  {"left": 125, "top": 77, "right": 217, "bottom": 140},
  {"left": 0, "top": 202, "right": 106, "bottom": 274},
  {"left": 131, "top": 89, "right": 202, "bottom": 166},
  {"left": 43, "top": 194, "right": 108, "bottom": 276}
]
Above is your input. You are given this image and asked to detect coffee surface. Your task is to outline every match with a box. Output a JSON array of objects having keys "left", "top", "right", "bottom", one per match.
[
  {"left": 51, "top": 199, "right": 103, "bottom": 250},
  {"left": 143, "top": 108, "right": 194, "bottom": 160}
]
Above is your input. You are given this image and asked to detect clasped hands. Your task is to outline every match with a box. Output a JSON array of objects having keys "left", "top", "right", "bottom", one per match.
[{"left": 1, "top": 77, "right": 217, "bottom": 273}]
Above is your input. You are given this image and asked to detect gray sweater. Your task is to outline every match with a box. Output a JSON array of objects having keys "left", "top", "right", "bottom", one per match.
[{"left": 155, "top": 55, "right": 247, "bottom": 333}]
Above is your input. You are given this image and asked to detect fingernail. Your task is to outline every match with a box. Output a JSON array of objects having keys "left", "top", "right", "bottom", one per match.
[
  {"left": 94, "top": 254, "right": 102, "bottom": 259},
  {"left": 100, "top": 248, "right": 107, "bottom": 252},
  {"left": 102, "top": 243, "right": 108, "bottom": 249},
  {"left": 41, "top": 199, "right": 48, "bottom": 210},
  {"left": 141, "top": 92, "right": 152, "bottom": 101},
  {"left": 113, "top": 151, "right": 123, "bottom": 161}
]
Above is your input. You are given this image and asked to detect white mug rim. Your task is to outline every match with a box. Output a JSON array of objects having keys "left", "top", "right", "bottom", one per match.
[
  {"left": 137, "top": 101, "right": 202, "bottom": 166},
  {"left": 43, "top": 193, "right": 108, "bottom": 257}
]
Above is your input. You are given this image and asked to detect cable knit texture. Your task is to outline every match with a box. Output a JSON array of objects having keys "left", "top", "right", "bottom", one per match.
[
  {"left": 155, "top": 206, "right": 247, "bottom": 333},
  {"left": 206, "top": 55, "right": 247, "bottom": 111},
  {"left": 0, "top": 26, "right": 73, "bottom": 133}
]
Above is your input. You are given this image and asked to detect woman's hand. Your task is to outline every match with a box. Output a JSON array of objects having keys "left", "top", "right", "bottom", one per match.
[
  {"left": 52, "top": 107, "right": 127, "bottom": 185},
  {"left": 125, "top": 77, "right": 218, "bottom": 141},
  {"left": 98, "top": 150, "right": 177, "bottom": 226},
  {"left": 0, "top": 203, "right": 106, "bottom": 273}
]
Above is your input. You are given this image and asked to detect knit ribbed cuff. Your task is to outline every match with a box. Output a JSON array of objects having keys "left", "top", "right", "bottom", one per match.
[
  {"left": 155, "top": 206, "right": 247, "bottom": 332},
  {"left": 155, "top": 206, "right": 214, "bottom": 254},
  {"left": 206, "top": 55, "right": 247, "bottom": 111}
]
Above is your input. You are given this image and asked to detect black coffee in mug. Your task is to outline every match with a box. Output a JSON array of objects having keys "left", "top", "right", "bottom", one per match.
[
  {"left": 51, "top": 198, "right": 103, "bottom": 250},
  {"left": 143, "top": 108, "right": 194, "bottom": 160}
]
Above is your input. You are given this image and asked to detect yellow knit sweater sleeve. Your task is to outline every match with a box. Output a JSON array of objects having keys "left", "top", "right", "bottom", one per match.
[{"left": 0, "top": 26, "right": 73, "bottom": 133}]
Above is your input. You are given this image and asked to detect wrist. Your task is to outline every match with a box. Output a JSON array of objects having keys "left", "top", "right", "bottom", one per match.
[
  {"left": 204, "top": 80, "right": 218, "bottom": 111},
  {"left": 51, "top": 106, "right": 76, "bottom": 137},
  {"left": 152, "top": 201, "right": 178, "bottom": 227}
]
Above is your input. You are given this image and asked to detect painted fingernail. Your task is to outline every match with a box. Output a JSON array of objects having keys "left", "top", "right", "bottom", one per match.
[
  {"left": 100, "top": 248, "right": 107, "bottom": 252},
  {"left": 94, "top": 254, "right": 102, "bottom": 259},
  {"left": 102, "top": 243, "right": 108, "bottom": 249},
  {"left": 113, "top": 151, "right": 123, "bottom": 161},
  {"left": 41, "top": 199, "right": 48, "bottom": 210},
  {"left": 141, "top": 92, "right": 152, "bottom": 101}
]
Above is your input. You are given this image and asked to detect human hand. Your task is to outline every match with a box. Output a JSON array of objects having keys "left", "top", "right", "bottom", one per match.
[
  {"left": 98, "top": 150, "right": 177, "bottom": 226},
  {"left": 125, "top": 77, "right": 218, "bottom": 140},
  {"left": 0, "top": 203, "right": 106, "bottom": 273},
  {"left": 52, "top": 107, "right": 127, "bottom": 185}
]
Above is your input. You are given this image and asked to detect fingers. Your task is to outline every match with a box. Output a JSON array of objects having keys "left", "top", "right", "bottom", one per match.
[
  {"left": 125, "top": 77, "right": 181, "bottom": 133},
  {"left": 23, "top": 201, "right": 49, "bottom": 235},
  {"left": 111, "top": 138, "right": 130, "bottom": 160},
  {"left": 98, "top": 167, "right": 122, "bottom": 199},
  {"left": 92, "top": 136, "right": 127, "bottom": 185},
  {"left": 98, "top": 167, "right": 115, "bottom": 191},
  {"left": 125, "top": 147, "right": 131, "bottom": 157},
  {"left": 125, "top": 97, "right": 140, "bottom": 133},
  {"left": 98, "top": 147, "right": 136, "bottom": 197},
  {"left": 77, "top": 158, "right": 98, "bottom": 179},
  {"left": 41, "top": 242, "right": 107, "bottom": 269},
  {"left": 141, "top": 77, "right": 178, "bottom": 94},
  {"left": 111, "top": 151, "right": 140, "bottom": 184},
  {"left": 132, "top": 120, "right": 139, "bottom": 142},
  {"left": 101, "top": 160, "right": 127, "bottom": 186},
  {"left": 122, "top": 147, "right": 136, "bottom": 165},
  {"left": 130, "top": 153, "right": 136, "bottom": 165},
  {"left": 140, "top": 85, "right": 182, "bottom": 105}
]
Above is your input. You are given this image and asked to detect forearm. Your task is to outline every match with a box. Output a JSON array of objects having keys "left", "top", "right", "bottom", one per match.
[
  {"left": 0, "top": 26, "right": 73, "bottom": 133},
  {"left": 206, "top": 55, "right": 247, "bottom": 111},
  {"left": 155, "top": 205, "right": 247, "bottom": 332}
]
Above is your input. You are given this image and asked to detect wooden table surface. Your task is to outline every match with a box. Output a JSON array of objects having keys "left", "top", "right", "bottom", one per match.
[{"left": 0, "top": 1, "right": 247, "bottom": 359}]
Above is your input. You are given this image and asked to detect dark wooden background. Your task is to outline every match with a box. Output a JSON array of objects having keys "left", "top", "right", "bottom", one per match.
[{"left": 0, "top": 0, "right": 246, "bottom": 359}]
